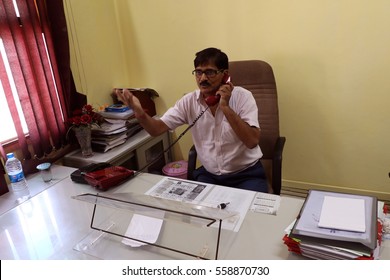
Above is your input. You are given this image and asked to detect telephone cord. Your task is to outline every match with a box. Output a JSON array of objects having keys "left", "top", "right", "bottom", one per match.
[{"left": 133, "top": 106, "right": 210, "bottom": 176}]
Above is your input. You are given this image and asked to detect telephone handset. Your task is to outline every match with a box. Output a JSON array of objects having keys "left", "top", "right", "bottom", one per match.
[{"left": 205, "top": 74, "right": 231, "bottom": 107}]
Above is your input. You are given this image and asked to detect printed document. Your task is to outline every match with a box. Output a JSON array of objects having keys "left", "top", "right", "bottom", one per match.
[
  {"left": 145, "top": 177, "right": 255, "bottom": 232},
  {"left": 250, "top": 192, "right": 281, "bottom": 215},
  {"left": 145, "top": 177, "right": 211, "bottom": 203}
]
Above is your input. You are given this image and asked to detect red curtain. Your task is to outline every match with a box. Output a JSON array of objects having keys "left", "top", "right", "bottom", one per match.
[{"left": 0, "top": 0, "right": 86, "bottom": 174}]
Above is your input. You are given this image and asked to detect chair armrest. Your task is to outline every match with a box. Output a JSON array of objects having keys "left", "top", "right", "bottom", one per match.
[
  {"left": 187, "top": 145, "right": 197, "bottom": 180},
  {"left": 271, "top": 136, "right": 286, "bottom": 195}
]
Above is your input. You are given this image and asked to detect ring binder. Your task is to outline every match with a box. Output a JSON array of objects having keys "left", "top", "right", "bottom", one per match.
[{"left": 283, "top": 190, "right": 379, "bottom": 259}]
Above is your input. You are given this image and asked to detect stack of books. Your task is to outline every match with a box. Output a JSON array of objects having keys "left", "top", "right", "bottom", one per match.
[
  {"left": 283, "top": 190, "right": 382, "bottom": 260},
  {"left": 91, "top": 105, "right": 142, "bottom": 152}
]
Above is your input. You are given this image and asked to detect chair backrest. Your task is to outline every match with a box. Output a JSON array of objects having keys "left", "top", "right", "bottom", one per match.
[{"left": 228, "top": 60, "right": 280, "bottom": 160}]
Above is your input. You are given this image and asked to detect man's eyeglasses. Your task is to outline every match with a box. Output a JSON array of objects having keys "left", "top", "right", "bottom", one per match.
[{"left": 192, "top": 69, "right": 224, "bottom": 78}]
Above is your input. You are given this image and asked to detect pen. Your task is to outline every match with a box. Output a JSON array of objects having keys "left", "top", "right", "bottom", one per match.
[{"left": 218, "top": 202, "right": 230, "bottom": 209}]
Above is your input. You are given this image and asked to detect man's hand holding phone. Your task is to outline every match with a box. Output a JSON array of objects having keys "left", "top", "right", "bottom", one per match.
[
  {"left": 205, "top": 74, "right": 233, "bottom": 107},
  {"left": 217, "top": 75, "right": 233, "bottom": 107}
]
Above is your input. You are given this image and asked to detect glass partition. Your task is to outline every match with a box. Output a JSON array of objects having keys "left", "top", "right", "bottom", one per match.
[{"left": 72, "top": 192, "right": 239, "bottom": 259}]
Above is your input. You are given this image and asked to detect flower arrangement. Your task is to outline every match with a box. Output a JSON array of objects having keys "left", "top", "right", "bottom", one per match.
[
  {"left": 68, "top": 104, "right": 102, "bottom": 128},
  {"left": 67, "top": 104, "right": 103, "bottom": 157}
]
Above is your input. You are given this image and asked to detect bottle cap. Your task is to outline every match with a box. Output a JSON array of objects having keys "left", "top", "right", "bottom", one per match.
[{"left": 6, "top": 153, "right": 14, "bottom": 159}]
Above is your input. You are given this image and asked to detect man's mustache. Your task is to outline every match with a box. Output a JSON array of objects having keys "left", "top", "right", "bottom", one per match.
[{"left": 200, "top": 81, "right": 211, "bottom": 87}]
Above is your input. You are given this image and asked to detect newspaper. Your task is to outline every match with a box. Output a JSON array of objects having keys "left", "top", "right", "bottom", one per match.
[{"left": 145, "top": 177, "right": 256, "bottom": 232}]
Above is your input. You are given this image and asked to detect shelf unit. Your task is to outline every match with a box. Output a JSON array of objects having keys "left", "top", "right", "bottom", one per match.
[{"left": 62, "top": 130, "right": 172, "bottom": 174}]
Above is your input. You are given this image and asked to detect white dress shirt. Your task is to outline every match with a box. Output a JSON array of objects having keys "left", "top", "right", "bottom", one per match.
[{"left": 160, "top": 86, "right": 263, "bottom": 175}]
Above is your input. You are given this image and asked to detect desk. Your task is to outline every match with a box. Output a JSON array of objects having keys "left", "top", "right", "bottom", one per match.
[
  {"left": 0, "top": 166, "right": 388, "bottom": 260},
  {"left": 0, "top": 165, "right": 76, "bottom": 216}
]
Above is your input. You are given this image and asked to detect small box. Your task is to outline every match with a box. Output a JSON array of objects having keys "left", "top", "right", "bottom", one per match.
[{"left": 162, "top": 160, "right": 188, "bottom": 179}]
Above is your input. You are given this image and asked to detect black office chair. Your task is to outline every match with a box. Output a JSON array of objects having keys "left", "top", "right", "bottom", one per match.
[{"left": 187, "top": 60, "right": 286, "bottom": 195}]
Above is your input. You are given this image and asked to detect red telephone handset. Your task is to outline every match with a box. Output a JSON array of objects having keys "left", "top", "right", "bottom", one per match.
[{"left": 205, "top": 74, "right": 231, "bottom": 106}]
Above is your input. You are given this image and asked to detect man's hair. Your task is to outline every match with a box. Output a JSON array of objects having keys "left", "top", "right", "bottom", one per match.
[{"left": 194, "top": 47, "right": 229, "bottom": 69}]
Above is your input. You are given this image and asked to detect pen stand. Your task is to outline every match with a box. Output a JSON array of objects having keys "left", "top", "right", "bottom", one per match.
[{"left": 72, "top": 192, "right": 239, "bottom": 260}]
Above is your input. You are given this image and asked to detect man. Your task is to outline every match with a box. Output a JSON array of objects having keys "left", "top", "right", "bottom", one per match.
[{"left": 117, "top": 47, "right": 268, "bottom": 193}]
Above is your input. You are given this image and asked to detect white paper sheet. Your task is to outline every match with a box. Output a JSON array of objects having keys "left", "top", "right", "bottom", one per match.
[
  {"left": 122, "top": 214, "right": 163, "bottom": 247},
  {"left": 318, "top": 196, "right": 366, "bottom": 233}
]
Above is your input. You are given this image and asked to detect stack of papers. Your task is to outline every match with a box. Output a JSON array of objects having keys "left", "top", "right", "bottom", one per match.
[
  {"left": 283, "top": 190, "right": 379, "bottom": 260},
  {"left": 91, "top": 117, "right": 142, "bottom": 152}
]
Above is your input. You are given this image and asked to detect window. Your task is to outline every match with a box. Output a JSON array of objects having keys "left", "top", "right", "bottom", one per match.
[
  {"left": 0, "top": 38, "right": 28, "bottom": 144},
  {"left": 1, "top": 0, "right": 75, "bottom": 169}
]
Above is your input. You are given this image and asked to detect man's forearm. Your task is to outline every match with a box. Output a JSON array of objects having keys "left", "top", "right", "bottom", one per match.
[
  {"left": 220, "top": 106, "right": 260, "bottom": 148},
  {"left": 136, "top": 113, "right": 169, "bottom": 137},
  {"left": 117, "top": 89, "right": 169, "bottom": 137}
]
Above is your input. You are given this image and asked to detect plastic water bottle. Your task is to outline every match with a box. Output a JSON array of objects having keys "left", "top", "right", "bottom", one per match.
[{"left": 5, "top": 153, "right": 30, "bottom": 203}]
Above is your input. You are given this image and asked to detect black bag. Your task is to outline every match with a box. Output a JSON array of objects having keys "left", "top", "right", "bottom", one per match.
[{"left": 70, "top": 162, "right": 112, "bottom": 184}]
